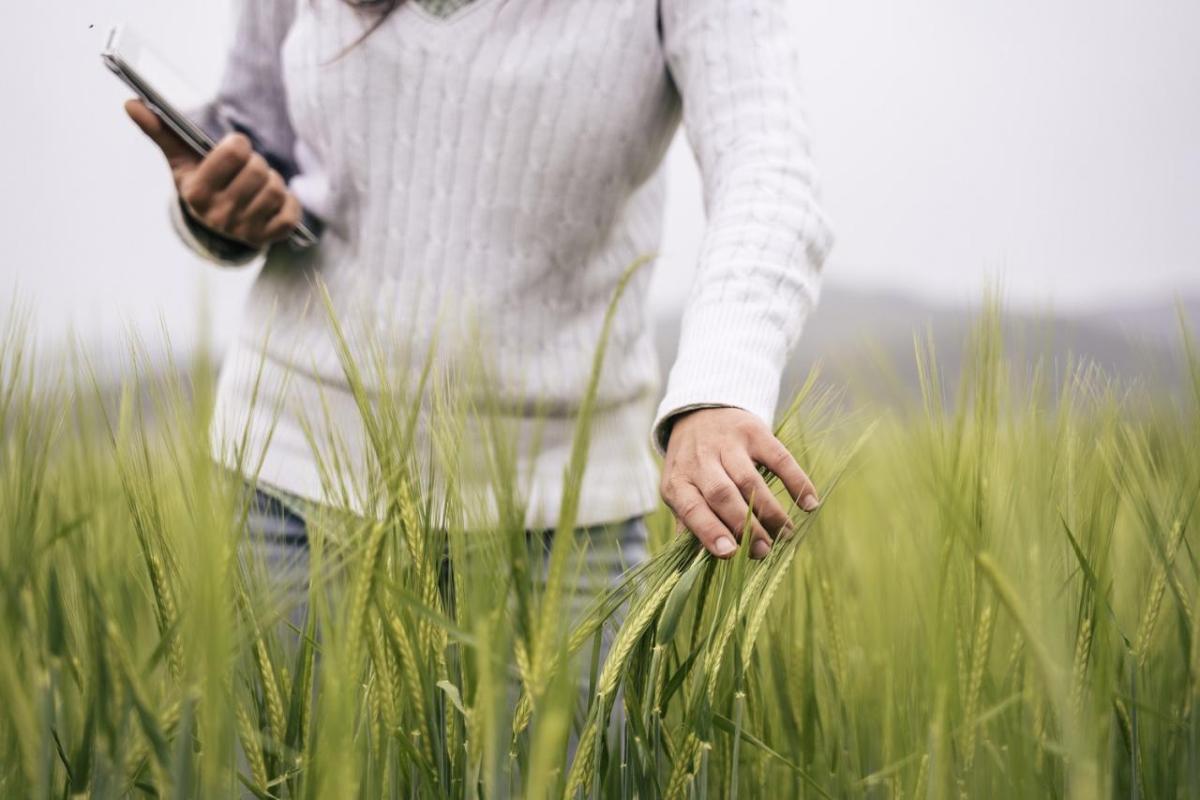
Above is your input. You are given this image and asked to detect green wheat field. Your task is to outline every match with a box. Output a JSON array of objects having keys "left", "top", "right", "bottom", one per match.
[{"left": 1, "top": 291, "right": 1197, "bottom": 799}]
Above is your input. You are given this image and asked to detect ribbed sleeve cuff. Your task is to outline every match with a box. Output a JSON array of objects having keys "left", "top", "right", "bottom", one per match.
[
  {"left": 168, "top": 196, "right": 263, "bottom": 267},
  {"left": 650, "top": 306, "right": 790, "bottom": 456}
]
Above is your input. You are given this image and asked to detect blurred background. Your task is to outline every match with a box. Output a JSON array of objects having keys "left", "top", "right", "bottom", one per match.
[{"left": 2, "top": 0, "right": 1198, "bottom": 396}]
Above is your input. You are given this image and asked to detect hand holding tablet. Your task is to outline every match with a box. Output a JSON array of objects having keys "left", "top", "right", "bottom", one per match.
[{"left": 103, "top": 25, "right": 319, "bottom": 252}]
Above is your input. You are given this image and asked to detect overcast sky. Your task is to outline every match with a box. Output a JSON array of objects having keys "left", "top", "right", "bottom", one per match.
[{"left": 2, "top": 1, "right": 1198, "bottom": 353}]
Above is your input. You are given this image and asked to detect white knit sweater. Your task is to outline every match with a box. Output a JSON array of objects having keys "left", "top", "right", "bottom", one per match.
[{"left": 173, "top": 0, "right": 833, "bottom": 528}]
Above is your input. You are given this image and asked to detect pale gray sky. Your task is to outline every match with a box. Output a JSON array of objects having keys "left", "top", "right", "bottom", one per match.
[{"left": 2, "top": 1, "right": 1198, "bottom": 353}]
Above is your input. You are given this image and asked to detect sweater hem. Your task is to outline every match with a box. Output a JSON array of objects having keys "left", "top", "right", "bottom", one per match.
[{"left": 209, "top": 342, "right": 663, "bottom": 531}]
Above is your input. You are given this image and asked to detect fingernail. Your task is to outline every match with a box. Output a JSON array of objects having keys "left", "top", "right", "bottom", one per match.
[
  {"left": 751, "top": 539, "right": 772, "bottom": 559},
  {"left": 801, "top": 493, "right": 820, "bottom": 512},
  {"left": 714, "top": 536, "right": 737, "bottom": 557}
]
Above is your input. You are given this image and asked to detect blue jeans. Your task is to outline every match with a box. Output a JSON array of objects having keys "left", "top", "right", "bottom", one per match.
[
  {"left": 243, "top": 483, "right": 649, "bottom": 666},
  {"left": 242, "top": 483, "right": 648, "bottom": 769}
]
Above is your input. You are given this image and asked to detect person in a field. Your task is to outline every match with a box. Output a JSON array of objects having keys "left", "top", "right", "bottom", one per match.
[{"left": 125, "top": 0, "right": 832, "bottom": 613}]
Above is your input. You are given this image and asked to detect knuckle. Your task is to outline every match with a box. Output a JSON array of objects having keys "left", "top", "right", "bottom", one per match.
[
  {"left": 701, "top": 480, "right": 733, "bottom": 505},
  {"left": 282, "top": 200, "right": 301, "bottom": 226},
  {"left": 734, "top": 415, "right": 764, "bottom": 437},
  {"left": 677, "top": 497, "right": 707, "bottom": 521},
  {"left": 205, "top": 205, "right": 233, "bottom": 232},
  {"left": 246, "top": 153, "right": 269, "bottom": 178},
  {"left": 232, "top": 223, "right": 261, "bottom": 246},
  {"left": 732, "top": 420, "right": 754, "bottom": 439},
  {"left": 180, "top": 180, "right": 208, "bottom": 211},
  {"left": 237, "top": 173, "right": 263, "bottom": 198},
  {"left": 763, "top": 441, "right": 791, "bottom": 467},
  {"left": 232, "top": 184, "right": 259, "bottom": 207},
  {"left": 660, "top": 476, "right": 685, "bottom": 499},
  {"left": 224, "top": 132, "right": 252, "bottom": 158},
  {"left": 732, "top": 471, "right": 758, "bottom": 495}
]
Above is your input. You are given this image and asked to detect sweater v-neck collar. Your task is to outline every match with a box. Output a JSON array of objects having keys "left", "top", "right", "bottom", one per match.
[{"left": 398, "top": 0, "right": 506, "bottom": 37}]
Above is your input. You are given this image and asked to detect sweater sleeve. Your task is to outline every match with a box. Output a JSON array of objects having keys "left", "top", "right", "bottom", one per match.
[
  {"left": 652, "top": 0, "right": 835, "bottom": 455},
  {"left": 169, "top": 0, "right": 300, "bottom": 266}
]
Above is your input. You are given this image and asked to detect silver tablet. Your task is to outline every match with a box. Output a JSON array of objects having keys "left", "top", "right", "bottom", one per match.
[{"left": 102, "top": 25, "right": 319, "bottom": 251}]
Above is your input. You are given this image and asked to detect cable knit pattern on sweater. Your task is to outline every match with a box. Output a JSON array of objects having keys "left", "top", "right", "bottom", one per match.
[{"left": 175, "top": 0, "right": 833, "bottom": 528}]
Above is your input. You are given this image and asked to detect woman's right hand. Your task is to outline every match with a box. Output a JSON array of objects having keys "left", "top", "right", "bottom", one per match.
[{"left": 125, "top": 99, "right": 302, "bottom": 250}]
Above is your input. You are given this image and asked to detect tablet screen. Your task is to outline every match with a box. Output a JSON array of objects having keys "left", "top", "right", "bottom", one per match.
[{"left": 107, "top": 27, "right": 209, "bottom": 120}]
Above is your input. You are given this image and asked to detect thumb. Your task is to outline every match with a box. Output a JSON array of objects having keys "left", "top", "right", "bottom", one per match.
[{"left": 124, "top": 99, "right": 200, "bottom": 175}]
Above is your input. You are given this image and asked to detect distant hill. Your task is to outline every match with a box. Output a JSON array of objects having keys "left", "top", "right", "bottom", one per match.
[{"left": 654, "top": 288, "right": 1200, "bottom": 406}]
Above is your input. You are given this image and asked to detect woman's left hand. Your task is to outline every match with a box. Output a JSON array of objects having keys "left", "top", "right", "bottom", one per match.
[{"left": 659, "top": 407, "right": 819, "bottom": 560}]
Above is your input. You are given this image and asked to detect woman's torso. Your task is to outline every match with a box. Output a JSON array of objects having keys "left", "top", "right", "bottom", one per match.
[
  {"left": 246, "top": 0, "right": 681, "bottom": 405},
  {"left": 212, "top": 0, "right": 681, "bottom": 525}
]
